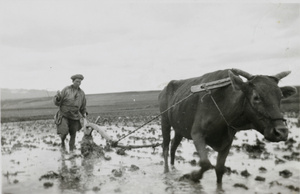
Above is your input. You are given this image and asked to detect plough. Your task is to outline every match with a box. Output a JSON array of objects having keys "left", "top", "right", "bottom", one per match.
[
  {"left": 82, "top": 116, "right": 162, "bottom": 150},
  {"left": 81, "top": 77, "right": 235, "bottom": 150}
]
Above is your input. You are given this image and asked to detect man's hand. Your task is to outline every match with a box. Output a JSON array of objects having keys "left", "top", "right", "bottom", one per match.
[
  {"left": 109, "top": 140, "right": 118, "bottom": 148},
  {"left": 56, "top": 90, "right": 61, "bottom": 100}
]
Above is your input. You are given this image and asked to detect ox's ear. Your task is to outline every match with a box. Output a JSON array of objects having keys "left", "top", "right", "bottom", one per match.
[
  {"left": 228, "top": 70, "right": 246, "bottom": 91},
  {"left": 280, "top": 86, "right": 297, "bottom": 99}
]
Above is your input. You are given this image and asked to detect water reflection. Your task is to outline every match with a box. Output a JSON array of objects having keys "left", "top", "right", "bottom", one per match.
[
  {"left": 159, "top": 169, "right": 229, "bottom": 194},
  {"left": 81, "top": 153, "right": 98, "bottom": 191},
  {"left": 162, "top": 171, "right": 205, "bottom": 194},
  {"left": 215, "top": 183, "right": 225, "bottom": 194},
  {"left": 57, "top": 150, "right": 102, "bottom": 194},
  {"left": 58, "top": 151, "right": 83, "bottom": 193}
]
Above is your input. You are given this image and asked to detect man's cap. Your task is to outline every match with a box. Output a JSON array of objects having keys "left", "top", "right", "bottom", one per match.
[{"left": 71, "top": 74, "right": 84, "bottom": 81}]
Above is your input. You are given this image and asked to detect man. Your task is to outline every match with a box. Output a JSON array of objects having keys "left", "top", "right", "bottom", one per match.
[{"left": 53, "top": 74, "right": 87, "bottom": 152}]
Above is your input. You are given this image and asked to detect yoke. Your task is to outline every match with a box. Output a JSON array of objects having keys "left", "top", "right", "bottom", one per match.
[{"left": 191, "top": 77, "right": 232, "bottom": 93}]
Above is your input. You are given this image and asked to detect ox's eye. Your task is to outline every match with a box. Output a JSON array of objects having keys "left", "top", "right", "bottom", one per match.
[{"left": 253, "top": 95, "right": 261, "bottom": 103}]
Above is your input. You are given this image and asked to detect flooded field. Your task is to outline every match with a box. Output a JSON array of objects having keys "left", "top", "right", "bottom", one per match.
[{"left": 1, "top": 116, "right": 300, "bottom": 194}]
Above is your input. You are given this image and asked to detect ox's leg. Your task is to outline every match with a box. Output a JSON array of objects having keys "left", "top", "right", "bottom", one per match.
[
  {"left": 215, "top": 144, "right": 231, "bottom": 184},
  {"left": 192, "top": 131, "right": 213, "bottom": 180},
  {"left": 170, "top": 133, "right": 183, "bottom": 169},
  {"left": 161, "top": 118, "right": 171, "bottom": 173},
  {"left": 180, "top": 127, "right": 213, "bottom": 182}
]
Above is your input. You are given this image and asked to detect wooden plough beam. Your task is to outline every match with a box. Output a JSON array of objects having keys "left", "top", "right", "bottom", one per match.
[{"left": 83, "top": 118, "right": 161, "bottom": 150}]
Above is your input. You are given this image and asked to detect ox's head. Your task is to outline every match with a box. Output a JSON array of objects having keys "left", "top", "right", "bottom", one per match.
[{"left": 228, "top": 69, "right": 297, "bottom": 142}]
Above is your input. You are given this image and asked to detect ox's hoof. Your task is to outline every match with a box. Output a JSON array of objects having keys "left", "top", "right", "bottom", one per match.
[
  {"left": 179, "top": 173, "right": 191, "bottom": 181},
  {"left": 171, "top": 165, "right": 178, "bottom": 171},
  {"left": 179, "top": 172, "right": 200, "bottom": 183}
]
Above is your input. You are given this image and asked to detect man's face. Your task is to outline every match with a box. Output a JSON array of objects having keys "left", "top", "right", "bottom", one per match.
[{"left": 72, "top": 79, "right": 82, "bottom": 88}]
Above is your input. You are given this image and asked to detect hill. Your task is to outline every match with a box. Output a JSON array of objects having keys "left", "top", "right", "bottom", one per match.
[
  {"left": 1, "top": 90, "right": 161, "bottom": 123},
  {"left": 1, "top": 88, "right": 57, "bottom": 100},
  {"left": 1, "top": 87, "right": 299, "bottom": 123}
]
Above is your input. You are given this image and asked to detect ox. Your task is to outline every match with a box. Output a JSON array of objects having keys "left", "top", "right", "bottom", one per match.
[{"left": 158, "top": 69, "right": 297, "bottom": 184}]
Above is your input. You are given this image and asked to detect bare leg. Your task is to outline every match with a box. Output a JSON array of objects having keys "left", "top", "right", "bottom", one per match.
[
  {"left": 57, "top": 117, "right": 68, "bottom": 151},
  {"left": 69, "top": 128, "right": 77, "bottom": 152},
  {"left": 170, "top": 133, "right": 183, "bottom": 167},
  {"left": 60, "top": 134, "right": 67, "bottom": 151},
  {"left": 69, "top": 119, "right": 80, "bottom": 152}
]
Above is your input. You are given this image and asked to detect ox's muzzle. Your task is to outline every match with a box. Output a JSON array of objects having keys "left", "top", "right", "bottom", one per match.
[{"left": 266, "top": 125, "right": 288, "bottom": 142}]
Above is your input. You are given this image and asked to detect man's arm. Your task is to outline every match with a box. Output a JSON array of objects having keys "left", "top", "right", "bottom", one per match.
[
  {"left": 80, "top": 92, "right": 87, "bottom": 117},
  {"left": 53, "top": 88, "right": 66, "bottom": 106},
  {"left": 53, "top": 91, "right": 61, "bottom": 106}
]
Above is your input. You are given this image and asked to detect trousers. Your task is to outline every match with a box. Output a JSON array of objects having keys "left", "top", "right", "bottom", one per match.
[{"left": 56, "top": 117, "right": 82, "bottom": 151}]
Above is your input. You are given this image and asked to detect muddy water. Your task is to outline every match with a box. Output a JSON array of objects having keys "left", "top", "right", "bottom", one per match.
[{"left": 1, "top": 118, "right": 300, "bottom": 194}]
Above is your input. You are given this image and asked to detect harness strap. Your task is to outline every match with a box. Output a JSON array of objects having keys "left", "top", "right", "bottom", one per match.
[{"left": 208, "top": 92, "right": 240, "bottom": 133}]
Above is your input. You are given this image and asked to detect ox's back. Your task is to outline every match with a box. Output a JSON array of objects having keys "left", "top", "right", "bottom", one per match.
[
  {"left": 159, "top": 70, "right": 233, "bottom": 137},
  {"left": 159, "top": 70, "right": 231, "bottom": 106}
]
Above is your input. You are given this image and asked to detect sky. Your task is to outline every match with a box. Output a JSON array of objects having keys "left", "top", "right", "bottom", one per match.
[{"left": 0, "top": 1, "right": 299, "bottom": 94}]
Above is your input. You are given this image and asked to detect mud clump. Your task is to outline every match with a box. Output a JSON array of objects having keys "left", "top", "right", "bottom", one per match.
[
  {"left": 112, "top": 169, "right": 123, "bottom": 177},
  {"left": 286, "top": 185, "right": 300, "bottom": 192},
  {"left": 284, "top": 138, "right": 296, "bottom": 151},
  {"left": 189, "top": 159, "right": 197, "bottom": 166},
  {"left": 12, "top": 142, "right": 23, "bottom": 150},
  {"left": 104, "top": 155, "right": 112, "bottom": 161},
  {"left": 175, "top": 155, "right": 185, "bottom": 161},
  {"left": 116, "top": 148, "right": 126, "bottom": 155},
  {"left": 279, "top": 169, "right": 292, "bottom": 178},
  {"left": 269, "top": 181, "right": 300, "bottom": 192},
  {"left": 92, "top": 186, "right": 101, "bottom": 192},
  {"left": 39, "top": 171, "right": 61, "bottom": 181},
  {"left": 43, "top": 182, "right": 53, "bottom": 188},
  {"left": 242, "top": 138, "right": 266, "bottom": 159},
  {"left": 226, "top": 167, "right": 238, "bottom": 175},
  {"left": 255, "top": 176, "right": 265, "bottom": 181},
  {"left": 269, "top": 180, "right": 282, "bottom": 187},
  {"left": 275, "top": 157, "right": 286, "bottom": 165},
  {"left": 129, "top": 164, "right": 139, "bottom": 171},
  {"left": 258, "top": 167, "right": 267, "bottom": 173},
  {"left": 1, "top": 137, "right": 7, "bottom": 146},
  {"left": 241, "top": 170, "right": 251, "bottom": 178},
  {"left": 233, "top": 183, "right": 248, "bottom": 190},
  {"left": 282, "top": 152, "right": 300, "bottom": 161}
]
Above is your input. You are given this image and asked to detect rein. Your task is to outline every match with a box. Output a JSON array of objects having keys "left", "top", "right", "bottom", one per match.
[{"left": 114, "top": 92, "right": 195, "bottom": 144}]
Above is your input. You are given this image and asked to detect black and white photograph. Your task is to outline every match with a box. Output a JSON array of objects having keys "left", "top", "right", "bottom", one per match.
[{"left": 1, "top": 1, "right": 299, "bottom": 194}]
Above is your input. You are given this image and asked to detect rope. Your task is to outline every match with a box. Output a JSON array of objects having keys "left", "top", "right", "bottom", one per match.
[
  {"left": 208, "top": 91, "right": 239, "bottom": 132},
  {"left": 114, "top": 92, "right": 195, "bottom": 143},
  {"left": 209, "top": 94, "right": 230, "bottom": 127}
]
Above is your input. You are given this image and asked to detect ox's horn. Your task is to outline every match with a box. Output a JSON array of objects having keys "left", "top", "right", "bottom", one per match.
[
  {"left": 231, "top": 68, "right": 253, "bottom": 80},
  {"left": 273, "top": 71, "right": 291, "bottom": 80}
]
